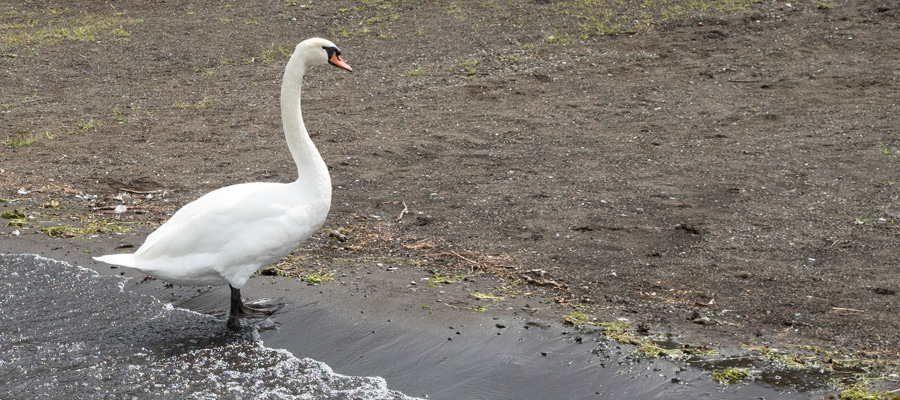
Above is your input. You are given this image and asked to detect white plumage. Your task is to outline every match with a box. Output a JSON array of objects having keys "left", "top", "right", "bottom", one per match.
[{"left": 94, "top": 38, "right": 353, "bottom": 328}]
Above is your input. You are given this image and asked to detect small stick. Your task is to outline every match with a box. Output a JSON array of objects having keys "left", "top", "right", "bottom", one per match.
[
  {"left": 449, "top": 250, "right": 481, "bottom": 273},
  {"left": 831, "top": 307, "right": 865, "bottom": 313},
  {"left": 450, "top": 250, "right": 478, "bottom": 265},
  {"left": 95, "top": 205, "right": 145, "bottom": 210},
  {"left": 396, "top": 201, "right": 408, "bottom": 222},
  {"left": 119, "top": 188, "right": 160, "bottom": 194},
  {"left": 94, "top": 205, "right": 148, "bottom": 213}
]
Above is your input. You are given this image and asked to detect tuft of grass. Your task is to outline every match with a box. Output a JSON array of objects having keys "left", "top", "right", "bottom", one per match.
[
  {"left": 564, "top": 311, "right": 600, "bottom": 325},
  {"left": 427, "top": 273, "right": 467, "bottom": 287},
  {"left": 1, "top": 207, "right": 27, "bottom": 219},
  {"left": 563, "top": 312, "right": 714, "bottom": 358},
  {"left": 258, "top": 253, "right": 310, "bottom": 277},
  {"left": 258, "top": 265, "right": 287, "bottom": 276},
  {"left": 564, "top": 312, "right": 638, "bottom": 343},
  {"left": 515, "top": 41, "right": 535, "bottom": 52},
  {"left": 470, "top": 292, "right": 505, "bottom": 301},
  {"left": 331, "top": 0, "right": 401, "bottom": 39},
  {"left": 174, "top": 98, "right": 212, "bottom": 110},
  {"left": 302, "top": 272, "right": 335, "bottom": 284},
  {"left": 711, "top": 367, "right": 752, "bottom": 385},
  {"left": 748, "top": 346, "right": 828, "bottom": 370},
  {"left": 444, "top": 3, "right": 466, "bottom": 20},
  {"left": 406, "top": 66, "right": 427, "bottom": 76},
  {"left": 836, "top": 379, "right": 900, "bottom": 400},
  {"left": 817, "top": 1, "right": 835, "bottom": 10},
  {"left": 596, "top": 321, "right": 643, "bottom": 346},
  {"left": 4, "top": 134, "right": 40, "bottom": 147},
  {"left": 110, "top": 27, "right": 130, "bottom": 38},
  {"left": 4, "top": 217, "right": 29, "bottom": 227},
  {"left": 77, "top": 119, "right": 100, "bottom": 130},
  {"left": 212, "top": 43, "right": 293, "bottom": 71},
  {"left": 460, "top": 58, "right": 479, "bottom": 77},
  {"left": 259, "top": 44, "right": 293, "bottom": 63},
  {"left": 747, "top": 345, "right": 900, "bottom": 389},
  {"left": 334, "top": 27, "right": 352, "bottom": 38},
  {"left": 1, "top": 11, "right": 143, "bottom": 52},
  {"left": 41, "top": 220, "right": 132, "bottom": 237},
  {"left": 500, "top": 53, "right": 520, "bottom": 63},
  {"left": 542, "top": 0, "right": 760, "bottom": 39},
  {"left": 447, "top": 304, "right": 487, "bottom": 312},
  {"left": 39, "top": 200, "right": 62, "bottom": 210},
  {"left": 3, "top": 130, "right": 55, "bottom": 147},
  {"left": 879, "top": 142, "right": 896, "bottom": 156},
  {"left": 111, "top": 108, "right": 127, "bottom": 122}
]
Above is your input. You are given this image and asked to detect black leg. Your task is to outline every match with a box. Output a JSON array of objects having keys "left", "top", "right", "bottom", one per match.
[
  {"left": 226, "top": 285, "right": 285, "bottom": 330},
  {"left": 227, "top": 285, "right": 244, "bottom": 329}
]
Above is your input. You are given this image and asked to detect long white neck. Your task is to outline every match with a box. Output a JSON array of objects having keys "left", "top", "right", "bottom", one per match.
[{"left": 281, "top": 57, "right": 331, "bottom": 197}]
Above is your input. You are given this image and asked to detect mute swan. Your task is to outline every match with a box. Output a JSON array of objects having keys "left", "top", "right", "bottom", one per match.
[{"left": 94, "top": 38, "right": 352, "bottom": 329}]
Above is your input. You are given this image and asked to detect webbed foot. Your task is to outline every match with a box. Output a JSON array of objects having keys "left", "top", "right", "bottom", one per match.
[{"left": 227, "top": 285, "right": 285, "bottom": 330}]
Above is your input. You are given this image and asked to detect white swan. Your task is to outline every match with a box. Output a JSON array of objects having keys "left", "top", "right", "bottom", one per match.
[{"left": 94, "top": 38, "right": 352, "bottom": 329}]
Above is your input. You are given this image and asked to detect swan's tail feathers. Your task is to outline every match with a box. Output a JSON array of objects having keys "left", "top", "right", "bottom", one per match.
[{"left": 93, "top": 254, "right": 137, "bottom": 268}]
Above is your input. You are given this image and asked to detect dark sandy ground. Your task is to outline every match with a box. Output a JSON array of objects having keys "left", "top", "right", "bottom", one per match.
[{"left": 1, "top": 0, "right": 899, "bottom": 393}]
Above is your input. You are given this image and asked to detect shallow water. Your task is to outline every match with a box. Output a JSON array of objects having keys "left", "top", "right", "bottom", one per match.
[{"left": 0, "top": 254, "right": 414, "bottom": 400}]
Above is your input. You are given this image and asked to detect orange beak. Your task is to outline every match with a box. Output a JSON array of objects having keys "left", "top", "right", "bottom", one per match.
[{"left": 329, "top": 53, "right": 352, "bottom": 72}]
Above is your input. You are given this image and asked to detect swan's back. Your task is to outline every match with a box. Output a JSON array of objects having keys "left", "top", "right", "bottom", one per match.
[
  {"left": 137, "top": 182, "right": 278, "bottom": 253},
  {"left": 97, "top": 181, "right": 329, "bottom": 287}
]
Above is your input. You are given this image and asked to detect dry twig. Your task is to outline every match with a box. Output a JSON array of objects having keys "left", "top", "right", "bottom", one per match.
[
  {"left": 119, "top": 188, "right": 160, "bottom": 194},
  {"left": 830, "top": 307, "right": 865, "bottom": 313},
  {"left": 396, "top": 201, "right": 408, "bottom": 221}
]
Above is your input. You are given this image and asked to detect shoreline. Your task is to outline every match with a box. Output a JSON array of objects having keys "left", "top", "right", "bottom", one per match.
[{"left": 0, "top": 226, "right": 879, "bottom": 399}]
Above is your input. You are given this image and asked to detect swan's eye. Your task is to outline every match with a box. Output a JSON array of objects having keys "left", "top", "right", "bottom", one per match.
[{"left": 322, "top": 46, "right": 341, "bottom": 57}]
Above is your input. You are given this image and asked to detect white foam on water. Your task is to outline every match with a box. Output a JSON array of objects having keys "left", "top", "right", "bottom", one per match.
[{"left": 0, "top": 253, "right": 418, "bottom": 400}]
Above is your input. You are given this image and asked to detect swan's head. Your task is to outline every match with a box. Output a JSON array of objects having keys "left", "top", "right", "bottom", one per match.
[{"left": 294, "top": 38, "right": 352, "bottom": 72}]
